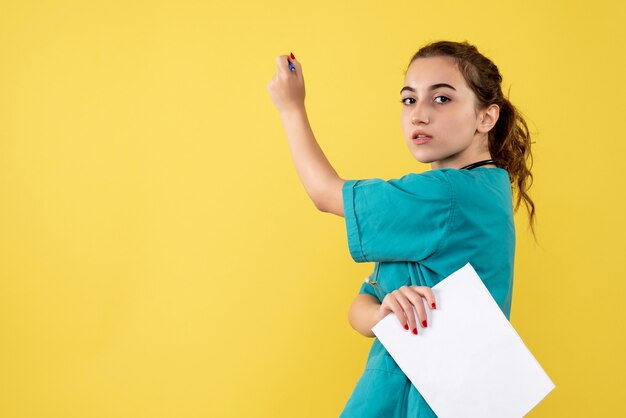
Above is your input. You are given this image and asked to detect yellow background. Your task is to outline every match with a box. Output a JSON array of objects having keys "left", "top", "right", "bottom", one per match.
[{"left": 1, "top": 0, "right": 624, "bottom": 417}]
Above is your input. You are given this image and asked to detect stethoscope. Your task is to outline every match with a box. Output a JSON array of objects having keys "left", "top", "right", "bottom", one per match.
[{"left": 363, "top": 159, "right": 497, "bottom": 289}]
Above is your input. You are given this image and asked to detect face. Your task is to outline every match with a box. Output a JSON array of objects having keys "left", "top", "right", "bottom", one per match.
[{"left": 400, "top": 56, "right": 498, "bottom": 169}]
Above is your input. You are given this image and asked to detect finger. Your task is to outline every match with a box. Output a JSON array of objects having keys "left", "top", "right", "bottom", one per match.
[
  {"left": 382, "top": 296, "right": 409, "bottom": 330},
  {"left": 287, "top": 57, "right": 296, "bottom": 73},
  {"left": 275, "top": 55, "right": 293, "bottom": 77},
  {"left": 289, "top": 55, "right": 302, "bottom": 77},
  {"left": 413, "top": 285, "right": 437, "bottom": 310},
  {"left": 403, "top": 287, "right": 428, "bottom": 329},
  {"left": 391, "top": 289, "right": 419, "bottom": 334}
]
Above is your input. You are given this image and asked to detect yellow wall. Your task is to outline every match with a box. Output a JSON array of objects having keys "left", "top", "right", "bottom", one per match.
[{"left": 1, "top": 1, "right": 624, "bottom": 416}]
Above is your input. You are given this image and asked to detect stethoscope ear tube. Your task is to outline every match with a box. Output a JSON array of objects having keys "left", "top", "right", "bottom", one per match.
[
  {"left": 460, "top": 159, "right": 497, "bottom": 170},
  {"left": 364, "top": 159, "right": 496, "bottom": 291}
]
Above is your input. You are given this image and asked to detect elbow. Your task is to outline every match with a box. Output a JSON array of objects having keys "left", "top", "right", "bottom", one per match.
[
  {"left": 361, "top": 327, "right": 375, "bottom": 338},
  {"left": 312, "top": 189, "right": 329, "bottom": 213},
  {"left": 348, "top": 314, "right": 360, "bottom": 337},
  {"left": 312, "top": 179, "right": 345, "bottom": 216},
  {"left": 348, "top": 303, "right": 376, "bottom": 338},
  {"left": 348, "top": 309, "right": 357, "bottom": 333},
  {"left": 355, "top": 324, "right": 375, "bottom": 339},
  {"left": 313, "top": 197, "right": 326, "bottom": 213}
]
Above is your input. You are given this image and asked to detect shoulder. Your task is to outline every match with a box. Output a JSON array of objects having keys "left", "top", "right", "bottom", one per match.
[
  {"left": 435, "top": 167, "right": 511, "bottom": 188},
  {"left": 396, "top": 168, "right": 454, "bottom": 194},
  {"left": 443, "top": 168, "right": 513, "bottom": 209},
  {"left": 346, "top": 169, "right": 453, "bottom": 199},
  {"left": 444, "top": 167, "right": 510, "bottom": 179},
  {"left": 400, "top": 168, "right": 452, "bottom": 183},
  {"left": 344, "top": 168, "right": 511, "bottom": 203}
]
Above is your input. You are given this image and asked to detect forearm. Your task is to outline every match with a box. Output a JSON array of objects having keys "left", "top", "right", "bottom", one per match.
[
  {"left": 279, "top": 105, "right": 341, "bottom": 208},
  {"left": 348, "top": 294, "right": 382, "bottom": 338}
]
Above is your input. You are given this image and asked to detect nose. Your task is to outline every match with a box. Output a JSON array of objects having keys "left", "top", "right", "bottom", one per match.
[{"left": 410, "top": 100, "right": 430, "bottom": 125}]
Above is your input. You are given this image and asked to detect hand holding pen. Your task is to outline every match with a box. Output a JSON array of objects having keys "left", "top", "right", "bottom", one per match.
[{"left": 267, "top": 52, "right": 306, "bottom": 114}]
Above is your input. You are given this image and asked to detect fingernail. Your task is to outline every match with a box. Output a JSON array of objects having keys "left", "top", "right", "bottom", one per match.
[
  {"left": 422, "top": 320, "right": 427, "bottom": 328},
  {"left": 290, "top": 52, "right": 295, "bottom": 60},
  {"left": 404, "top": 324, "right": 409, "bottom": 330},
  {"left": 412, "top": 328, "right": 418, "bottom": 335},
  {"left": 431, "top": 303, "right": 436, "bottom": 309}
]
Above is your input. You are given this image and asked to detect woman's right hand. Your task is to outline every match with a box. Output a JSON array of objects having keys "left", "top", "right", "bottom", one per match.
[
  {"left": 267, "top": 53, "right": 306, "bottom": 114},
  {"left": 375, "top": 286, "right": 437, "bottom": 335}
]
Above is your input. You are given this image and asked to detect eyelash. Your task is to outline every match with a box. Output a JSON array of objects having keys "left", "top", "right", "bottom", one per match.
[{"left": 399, "top": 96, "right": 450, "bottom": 106}]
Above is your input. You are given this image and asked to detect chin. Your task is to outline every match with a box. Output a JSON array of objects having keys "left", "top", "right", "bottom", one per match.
[{"left": 410, "top": 150, "right": 437, "bottom": 165}]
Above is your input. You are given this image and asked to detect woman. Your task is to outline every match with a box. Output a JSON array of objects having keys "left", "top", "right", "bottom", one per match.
[{"left": 267, "top": 40, "right": 535, "bottom": 417}]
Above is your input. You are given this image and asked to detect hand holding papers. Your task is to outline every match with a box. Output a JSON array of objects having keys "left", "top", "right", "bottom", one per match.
[{"left": 371, "top": 262, "right": 555, "bottom": 418}]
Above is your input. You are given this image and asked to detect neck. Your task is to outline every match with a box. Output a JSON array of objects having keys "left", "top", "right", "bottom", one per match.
[{"left": 431, "top": 154, "right": 494, "bottom": 170}]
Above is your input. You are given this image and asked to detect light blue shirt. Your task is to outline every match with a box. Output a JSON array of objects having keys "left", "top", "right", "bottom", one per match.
[{"left": 340, "top": 167, "right": 516, "bottom": 417}]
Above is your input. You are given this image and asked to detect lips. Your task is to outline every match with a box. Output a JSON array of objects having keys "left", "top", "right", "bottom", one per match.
[
  {"left": 411, "top": 130, "right": 432, "bottom": 140},
  {"left": 413, "top": 136, "right": 432, "bottom": 144}
]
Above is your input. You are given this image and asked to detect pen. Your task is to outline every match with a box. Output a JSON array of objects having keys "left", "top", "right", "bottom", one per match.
[{"left": 288, "top": 52, "right": 296, "bottom": 71}]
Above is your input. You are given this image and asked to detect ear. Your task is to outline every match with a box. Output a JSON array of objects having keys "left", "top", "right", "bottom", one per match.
[{"left": 476, "top": 104, "right": 500, "bottom": 134}]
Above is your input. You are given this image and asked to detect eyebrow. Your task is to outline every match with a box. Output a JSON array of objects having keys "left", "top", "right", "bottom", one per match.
[{"left": 400, "top": 83, "right": 457, "bottom": 94}]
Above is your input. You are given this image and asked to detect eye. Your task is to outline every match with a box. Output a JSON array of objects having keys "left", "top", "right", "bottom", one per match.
[{"left": 399, "top": 96, "right": 450, "bottom": 106}]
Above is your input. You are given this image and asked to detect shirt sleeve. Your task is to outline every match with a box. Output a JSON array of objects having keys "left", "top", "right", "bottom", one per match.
[
  {"left": 358, "top": 280, "right": 380, "bottom": 300},
  {"left": 341, "top": 170, "right": 454, "bottom": 262}
]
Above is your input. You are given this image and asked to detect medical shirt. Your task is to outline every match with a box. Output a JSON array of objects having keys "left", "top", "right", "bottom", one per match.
[{"left": 339, "top": 167, "right": 516, "bottom": 418}]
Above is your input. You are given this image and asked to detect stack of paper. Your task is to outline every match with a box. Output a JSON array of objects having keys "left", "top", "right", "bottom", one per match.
[{"left": 372, "top": 262, "right": 555, "bottom": 418}]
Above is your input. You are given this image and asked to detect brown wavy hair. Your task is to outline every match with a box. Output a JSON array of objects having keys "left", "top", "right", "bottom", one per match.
[{"left": 407, "top": 40, "right": 537, "bottom": 240}]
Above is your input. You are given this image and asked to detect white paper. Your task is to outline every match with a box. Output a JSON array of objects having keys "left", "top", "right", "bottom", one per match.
[{"left": 371, "top": 262, "right": 555, "bottom": 418}]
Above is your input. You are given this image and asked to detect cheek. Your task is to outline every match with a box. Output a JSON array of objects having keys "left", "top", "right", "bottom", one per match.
[
  {"left": 444, "top": 112, "right": 476, "bottom": 135},
  {"left": 437, "top": 115, "right": 463, "bottom": 136}
]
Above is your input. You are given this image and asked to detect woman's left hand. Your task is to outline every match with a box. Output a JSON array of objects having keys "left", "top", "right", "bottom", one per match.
[{"left": 375, "top": 285, "right": 437, "bottom": 335}]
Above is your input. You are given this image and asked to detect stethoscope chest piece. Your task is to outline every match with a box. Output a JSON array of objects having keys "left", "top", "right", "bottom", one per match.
[{"left": 365, "top": 261, "right": 381, "bottom": 287}]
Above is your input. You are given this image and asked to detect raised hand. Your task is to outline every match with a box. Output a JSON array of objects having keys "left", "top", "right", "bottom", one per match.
[{"left": 267, "top": 53, "right": 305, "bottom": 113}]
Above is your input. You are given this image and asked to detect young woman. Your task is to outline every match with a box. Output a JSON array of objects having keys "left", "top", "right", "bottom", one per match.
[{"left": 267, "top": 40, "right": 535, "bottom": 417}]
